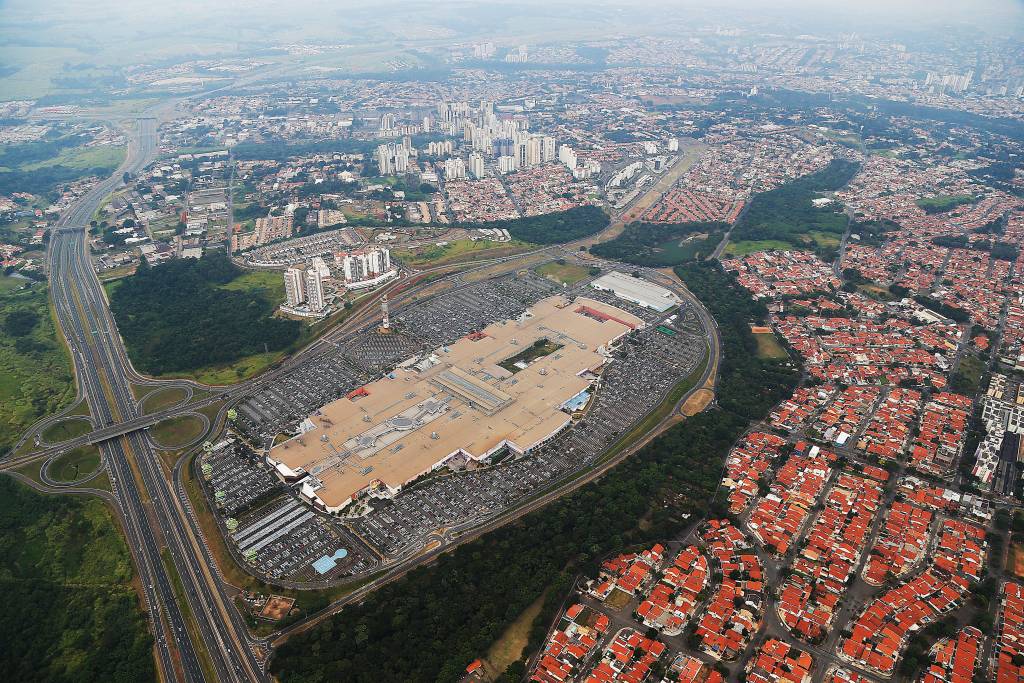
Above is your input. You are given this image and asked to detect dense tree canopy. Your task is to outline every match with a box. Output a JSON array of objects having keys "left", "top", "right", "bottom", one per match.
[
  {"left": 110, "top": 253, "right": 301, "bottom": 374},
  {"left": 270, "top": 261, "right": 798, "bottom": 683},
  {"left": 3, "top": 308, "right": 39, "bottom": 337},
  {"left": 0, "top": 477, "right": 154, "bottom": 682},
  {"left": 732, "top": 159, "right": 860, "bottom": 245},
  {"left": 466, "top": 205, "right": 610, "bottom": 244},
  {"left": 590, "top": 221, "right": 728, "bottom": 265}
]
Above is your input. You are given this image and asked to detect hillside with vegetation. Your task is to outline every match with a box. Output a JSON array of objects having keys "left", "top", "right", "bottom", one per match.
[
  {"left": 0, "top": 132, "right": 125, "bottom": 198},
  {"left": 270, "top": 261, "right": 799, "bottom": 683},
  {"left": 109, "top": 253, "right": 301, "bottom": 376},
  {"left": 0, "top": 277, "right": 76, "bottom": 455},
  {"left": 0, "top": 477, "right": 154, "bottom": 681}
]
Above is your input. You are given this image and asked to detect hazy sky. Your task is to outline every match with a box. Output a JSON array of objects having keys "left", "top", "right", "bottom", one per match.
[{"left": 0, "top": 0, "right": 1021, "bottom": 71}]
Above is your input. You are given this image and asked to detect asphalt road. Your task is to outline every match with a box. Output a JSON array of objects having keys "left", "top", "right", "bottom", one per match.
[{"left": 44, "top": 120, "right": 266, "bottom": 683}]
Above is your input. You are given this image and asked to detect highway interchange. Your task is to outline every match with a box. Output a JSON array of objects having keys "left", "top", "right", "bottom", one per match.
[
  {"left": 3, "top": 119, "right": 723, "bottom": 681},
  {"left": 42, "top": 119, "right": 266, "bottom": 683}
]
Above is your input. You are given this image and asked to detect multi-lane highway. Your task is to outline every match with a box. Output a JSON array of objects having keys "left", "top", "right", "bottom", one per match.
[{"left": 46, "top": 119, "right": 266, "bottom": 683}]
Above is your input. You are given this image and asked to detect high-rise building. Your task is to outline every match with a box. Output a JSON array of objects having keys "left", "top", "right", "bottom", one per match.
[
  {"left": 335, "top": 248, "right": 393, "bottom": 284},
  {"left": 558, "top": 144, "right": 577, "bottom": 171},
  {"left": 394, "top": 147, "right": 410, "bottom": 173},
  {"left": 469, "top": 152, "right": 485, "bottom": 179},
  {"left": 443, "top": 157, "right": 467, "bottom": 180},
  {"left": 310, "top": 257, "right": 331, "bottom": 279},
  {"left": 526, "top": 136, "right": 543, "bottom": 167},
  {"left": 380, "top": 113, "right": 396, "bottom": 131},
  {"left": 542, "top": 136, "right": 556, "bottom": 163},
  {"left": 284, "top": 268, "right": 305, "bottom": 307},
  {"left": 376, "top": 144, "right": 395, "bottom": 175},
  {"left": 493, "top": 137, "right": 514, "bottom": 157},
  {"left": 498, "top": 155, "right": 518, "bottom": 174},
  {"left": 305, "top": 268, "right": 326, "bottom": 312}
]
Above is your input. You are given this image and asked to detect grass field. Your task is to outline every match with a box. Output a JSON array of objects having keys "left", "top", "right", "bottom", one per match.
[
  {"left": 49, "top": 444, "right": 101, "bottom": 482},
  {"left": 41, "top": 416, "right": 92, "bottom": 442},
  {"left": 20, "top": 144, "right": 126, "bottom": 173},
  {"left": 604, "top": 587, "right": 632, "bottom": 610},
  {"left": 652, "top": 232, "right": 725, "bottom": 264},
  {"left": 723, "top": 239, "right": 793, "bottom": 257},
  {"left": 159, "top": 350, "right": 285, "bottom": 385},
  {"left": 951, "top": 353, "right": 985, "bottom": 395},
  {"left": 483, "top": 593, "right": 545, "bottom": 681},
  {"left": 395, "top": 239, "right": 533, "bottom": 267},
  {"left": 141, "top": 386, "right": 190, "bottom": 413},
  {"left": 535, "top": 261, "right": 592, "bottom": 286},
  {"left": 754, "top": 332, "right": 788, "bottom": 360},
  {"left": 1008, "top": 542, "right": 1024, "bottom": 580},
  {"left": 67, "top": 400, "right": 91, "bottom": 417},
  {"left": 131, "top": 383, "right": 159, "bottom": 400},
  {"left": 150, "top": 414, "right": 206, "bottom": 448},
  {"left": 218, "top": 269, "right": 286, "bottom": 305},
  {"left": 916, "top": 194, "right": 976, "bottom": 215},
  {"left": 0, "top": 278, "right": 76, "bottom": 456},
  {"left": 857, "top": 283, "right": 897, "bottom": 301},
  {"left": 801, "top": 231, "right": 842, "bottom": 249}
]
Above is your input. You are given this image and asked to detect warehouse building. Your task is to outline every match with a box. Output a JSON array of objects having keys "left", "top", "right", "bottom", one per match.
[{"left": 590, "top": 271, "right": 682, "bottom": 312}]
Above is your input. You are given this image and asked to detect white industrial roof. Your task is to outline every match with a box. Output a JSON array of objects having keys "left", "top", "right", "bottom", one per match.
[{"left": 590, "top": 271, "right": 681, "bottom": 312}]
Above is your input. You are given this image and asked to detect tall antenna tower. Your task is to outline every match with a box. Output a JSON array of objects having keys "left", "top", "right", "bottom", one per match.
[{"left": 381, "top": 294, "right": 391, "bottom": 331}]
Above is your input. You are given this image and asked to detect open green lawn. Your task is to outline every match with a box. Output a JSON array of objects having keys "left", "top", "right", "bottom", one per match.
[
  {"left": 754, "top": 332, "right": 788, "bottom": 360},
  {"left": 535, "top": 261, "right": 593, "bottom": 285},
  {"left": 159, "top": 350, "right": 284, "bottom": 385},
  {"left": 0, "top": 476, "right": 154, "bottom": 679},
  {"left": 498, "top": 340, "right": 563, "bottom": 374},
  {"left": 41, "top": 416, "right": 92, "bottom": 443},
  {"left": 0, "top": 278, "right": 76, "bottom": 456},
  {"left": 857, "top": 283, "right": 897, "bottom": 301},
  {"left": 724, "top": 239, "right": 793, "bottom": 257},
  {"left": 652, "top": 233, "right": 724, "bottom": 263},
  {"left": 916, "top": 194, "right": 976, "bottom": 215},
  {"left": 141, "top": 386, "right": 190, "bottom": 413},
  {"left": 21, "top": 144, "right": 126, "bottom": 172},
  {"left": 150, "top": 413, "right": 207, "bottom": 448},
  {"left": 802, "top": 231, "right": 842, "bottom": 249},
  {"left": 950, "top": 353, "right": 985, "bottom": 395},
  {"left": 218, "top": 269, "right": 286, "bottom": 305},
  {"left": 49, "top": 445, "right": 101, "bottom": 482},
  {"left": 0, "top": 275, "right": 25, "bottom": 293},
  {"left": 483, "top": 593, "right": 545, "bottom": 679}
]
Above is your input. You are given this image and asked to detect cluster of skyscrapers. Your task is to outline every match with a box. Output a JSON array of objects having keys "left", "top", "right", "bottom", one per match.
[
  {"left": 373, "top": 100, "right": 564, "bottom": 181},
  {"left": 284, "top": 263, "right": 327, "bottom": 314},
  {"left": 333, "top": 247, "right": 393, "bottom": 287}
]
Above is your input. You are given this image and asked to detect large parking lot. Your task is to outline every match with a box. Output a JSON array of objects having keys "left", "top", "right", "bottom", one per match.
[
  {"left": 226, "top": 264, "right": 708, "bottom": 576},
  {"left": 350, "top": 306, "right": 707, "bottom": 560},
  {"left": 234, "top": 349, "right": 369, "bottom": 444},
  {"left": 393, "top": 271, "right": 560, "bottom": 347},
  {"left": 201, "top": 440, "right": 282, "bottom": 517},
  {"left": 229, "top": 493, "right": 378, "bottom": 581}
]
